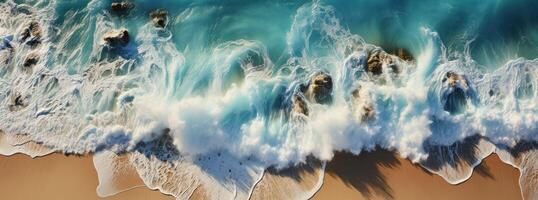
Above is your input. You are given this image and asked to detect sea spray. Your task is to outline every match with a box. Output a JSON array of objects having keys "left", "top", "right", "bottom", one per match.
[{"left": 1, "top": 0, "right": 538, "bottom": 199}]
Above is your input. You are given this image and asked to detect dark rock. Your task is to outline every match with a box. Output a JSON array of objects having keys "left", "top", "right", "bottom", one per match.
[
  {"left": 111, "top": 1, "right": 133, "bottom": 13},
  {"left": 442, "top": 71, "right": 469, "bottom": 114},
  {"left": 443, "top": 87, "right": 467, "bottom": 114},
  {"left": 14, "top": 95, "right": 24, "bottom": 106},
  {"left": 20, "top": 21, "right": 41, "bottom": 45},
  {"left": 366, "top": 50, "right": 385, "bottom": 75},
  {"left": 23, "top": 53, "right": 39, "bottom": 67},
  {"left": 445, "top": 71, "right": 467, "bottom": 87},
  {"left": 305, "top": 72, "right": 333, "bottom": 104},
  {"left": 149, "top": 10, "right": 168, "bottom": 28},
  {"left": 388, "top": 62, "right": 401, "bottom": 74},
  {"left": 9, "top": 93, "right": 28, "bottom": 111},
  {"left": 292, "top": 94, "right": 309, "bottom": 116},
  {"left": 366, "top": 48, "right": 412, "bottom": 76},
  {"left": 102, "top": 29, "right": 129, "bottom": 47}
]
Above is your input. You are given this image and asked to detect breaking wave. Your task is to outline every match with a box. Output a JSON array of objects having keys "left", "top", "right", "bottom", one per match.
[{"left": 1, "top": 0, "right": 537, "bottom": 199}]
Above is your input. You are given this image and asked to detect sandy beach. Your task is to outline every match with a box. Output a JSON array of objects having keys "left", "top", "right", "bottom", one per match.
[
  {"left": 0, "top": 153, "right": 174, "bottom": 200},
  {"left": 0, "top": 151, "right": 522, "bottom": 200},
  {"left": 314, "top": 151, "right": 522, "bottom": 200}
]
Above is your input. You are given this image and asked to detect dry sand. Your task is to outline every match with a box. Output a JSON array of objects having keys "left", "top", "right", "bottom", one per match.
[{"left": 0, "top": 150, "right": 522, "bottom": 200}]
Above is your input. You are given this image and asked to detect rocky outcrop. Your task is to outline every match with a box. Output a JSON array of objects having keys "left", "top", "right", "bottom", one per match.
[
  {"left": 8, "top": 92, "right": 28, "bottom": 111},
  {"left": 304, "top": 72, "right": 333, "bottom": 104},
  {"left": 111, "top": 1, "right": 134, "bottom": 13},
  {"left": 149, "top": 10, "right": 168, "bottom": 28},
  {"left": 102, "top": 29, "right": 129, "bottom": 47},
  {"left": 23, "top": 52, "right": 39, "bottom": 68},
  {"left": 365, "top": 48, "right": 412, "bottom": 76},
  {"left": 366, "top": 50, "right": 385, "bottom": 75},
  {"left": 442, "top": 71, "right": 469, "bottom": 114},
  {"left": 444, "top": 71, "right": 467, "bottom": 88},
  {"left": 19, "top": 21, "right": 42, "bottom": 45},
  {"left": 291, "top": 94, "right": 309, "bottom": 116}
]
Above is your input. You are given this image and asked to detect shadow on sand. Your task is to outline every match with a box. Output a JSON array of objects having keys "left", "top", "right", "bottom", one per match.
[
  {"left": 420, "top": 135, "right": 495, "bottom": 180},
  {"left": 324, "top": 150, "right": 401, "bottom": 199},
  {"left": 264, "top": 156, "right": 321, "bottom": 182}
]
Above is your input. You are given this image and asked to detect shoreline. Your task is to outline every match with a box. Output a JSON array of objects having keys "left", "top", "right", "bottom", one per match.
[
  {"left": 0, "top": 150, "right": 523, "bottom": 200},
  {"left": 313, "top": 151, "right": 522, "bottom": 200},
  {"left": 0, "top": 153, "right": 174, "bottom": 200}
]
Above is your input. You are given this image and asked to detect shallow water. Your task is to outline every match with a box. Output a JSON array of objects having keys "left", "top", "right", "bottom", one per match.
[{"left": 1, "top": 0, "right": 537, "bottom": 199}]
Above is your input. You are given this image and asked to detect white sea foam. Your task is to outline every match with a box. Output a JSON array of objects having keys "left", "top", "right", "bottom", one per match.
[{"left": 1, "top": 0, "right": 537, "bottom": 199}]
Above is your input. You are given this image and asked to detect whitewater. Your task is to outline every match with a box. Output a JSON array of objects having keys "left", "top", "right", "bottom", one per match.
[{"left": 0, "top": 0, "right": 537, "bottom": 199}]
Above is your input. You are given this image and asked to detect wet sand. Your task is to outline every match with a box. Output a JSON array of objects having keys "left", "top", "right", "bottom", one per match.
[
  {"left": 0, "top": 153, "right": 174, "bottom": 200},
  {"left": 0, "top": 151, "right": 522, "bottom": 200},
  {"left": 313, "top": 151, "right": 522, "bottom": 200}
]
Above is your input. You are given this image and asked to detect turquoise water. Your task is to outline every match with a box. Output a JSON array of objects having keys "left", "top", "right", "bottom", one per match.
[
  {"left": 44, "top": 0, "right": 538, "bottom": 69},
  {"left": 1, "top": 0, "right": 538, "bottom": 198}
]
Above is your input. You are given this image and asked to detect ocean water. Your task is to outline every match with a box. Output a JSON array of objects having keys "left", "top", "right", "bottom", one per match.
[{"left": 1, "top": 0, "right": 537, "bottom": 198}]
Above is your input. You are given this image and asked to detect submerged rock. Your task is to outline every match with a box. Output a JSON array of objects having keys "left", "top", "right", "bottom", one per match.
[
  {"left": 351, "top": 86, "right": 375, "bottom": 122},
  {"left": 111, "top": 1, "right": 134, "bottom": 13},
  {"left": 23, "top": 52, "right": 39, "bottom": 68},
  {"left": 102, "top": 29, "right": 129, "bottom": 47},
  {"left": 305, "top": 72, "right": 333, "bottom": 104},
  {"left": 1, "top": 35, "right": 14, "bottom": 50},
  {"left": 149, "top": 10, "right": 168, "bottom": 28},
  {"left": 15, "top": 4, "right": 33, "bottom": 15},
  {"left": 0, "top": 50, "right": 12, "bottom": 65},
  {"left": 442, "top": 71, "right": 470, "bottom": 114},
  {"left": 291, "top": 94, "right": 309, "bottom": 116},
  {"left": 0, "top": 35, "right": 14, "bottom": 65},
  {"left": 8, "top": 92, "right": 29, "bottom": 111},
  {"left": 444, "top": 71, "right": 467, "bottom": 87},
  {"left": 344, "top": 51, "right": 366, "bottom": 69},
  {"left": 19, "top": 21, "right": 42, "bottom": 45}
]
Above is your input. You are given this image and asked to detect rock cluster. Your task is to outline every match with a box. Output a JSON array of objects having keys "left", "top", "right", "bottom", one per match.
[
  {"left": 20, "top": 21, "right": 42, "bottom": 45},
  {"left": 442, "top": 71, "right": 469, "bottom": 114},
  {"left": 111, "top": 1, "right": 134, "bottom": 13},
  {"left": 291, "top": 72, "right": 334, "bottom": 116},
  {"left": 304, "top": 72, "right": 333, "bottom": 104},
  {"left": 23, "top": 52, "right": 39, "bottom": 68},
  {"left": 366, "top": 50, "right": 386, "bottom": 75},
  {"left": 365, "top": 48, "right": 413, "bottom": 75},
  {"left": 102, "top": 29, "right": 130, "bottom": 47},
  {"left": 150, "top": 10, "right": 168, "bottom": 28}
]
